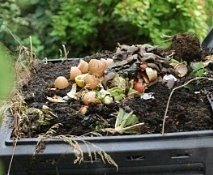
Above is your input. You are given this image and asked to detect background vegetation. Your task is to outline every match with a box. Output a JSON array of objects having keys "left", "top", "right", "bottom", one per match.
[{"left": 0, "top": 0, "right": 212, "bottom": 59}]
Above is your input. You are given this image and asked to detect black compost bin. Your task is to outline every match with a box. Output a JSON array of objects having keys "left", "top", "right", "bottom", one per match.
[
  {"left": 1, "top": 115, "right": 213, "bottom": 175},
  {"left": 1, "top": 58, "right": 213, "bottom": 175}
]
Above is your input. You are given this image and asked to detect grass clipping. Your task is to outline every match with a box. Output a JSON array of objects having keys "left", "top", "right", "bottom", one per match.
[{"left": 35, "top": 124, "right": 118, "bottom": 169}]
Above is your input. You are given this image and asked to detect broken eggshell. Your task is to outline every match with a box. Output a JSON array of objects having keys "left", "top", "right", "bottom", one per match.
[
  {"left": 145, "top": 67, "right": 158, "bottom": 82},
  {"left": 84, "top": 74, "right": 100, "bottom": 90},
  {"left": 70, "top": 66, "right": 82, "bottom": 80},
  {"left": 174, "top": 64, "right": 188, "bottom": 77},
  {"left": 82, "top": 91, "right": 101, "bottom": 105},
  {"left": 105, "top": 58, "right": 114, "bottom": 67},
  {"left": 47, "top": 95, "right": 66, "bottom": 103},
  {"left": 54, "top": 76, "right": 69, "bottom": 89},
  {"left": 88, "top": 59, "right": 106, "bottom": 77},
  {"left": 162, "top": 74, "right": 177, "bottom": 89},
  {"left": 75, "top": 74, "right": 87, "bottom": 88},
  {"left": 141, "top": 93, "right": 155, "bottom": 100},
  {"left": 78, "top": 59, "right": 89, "bottom": 73}
]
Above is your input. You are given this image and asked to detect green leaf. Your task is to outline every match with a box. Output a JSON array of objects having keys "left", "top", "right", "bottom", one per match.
[
  {"left": 115, "top": 108, "right": 138, "bottom": 129},
  {"left": 0, "top": 44, "right": 14, "bottom": 100},
  {"left": 107, "top": 87, "right": 125, "bottom": 101},
  {"left": 190, "top": 62, "right": 206, "bottom": 77}
]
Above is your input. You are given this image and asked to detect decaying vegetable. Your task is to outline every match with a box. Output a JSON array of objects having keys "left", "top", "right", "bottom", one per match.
[
  {"left": 190, "top": 62, "right": 206, "bottom": 77},
  {"left": 110, "top": 74, "right": 126, "bottom": 89},
  {"left": 101, "top": 108, "right": 144, "bottom": 134},
  {"left": 51, "top": 43, "right": 206, "bottom": 109},
  {"left": 96, "top": 88, "right": 114, "bottom": 104},
  {"left": 54, "top": 76, "right": 69, "bottom": 89},
  {"left": 107, "top": 87, "right": 125, "bottom": 101},
  {"left": 134, "top": 79, "right": 145, "bottom": 93}
]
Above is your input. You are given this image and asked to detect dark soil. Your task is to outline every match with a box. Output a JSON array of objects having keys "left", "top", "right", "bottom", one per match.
[
  {"left": 170, "top": 33, "right": 201, "bottom": 62},
  {"left": 17, "top": 34, "right": 213, "bottom": 138}
]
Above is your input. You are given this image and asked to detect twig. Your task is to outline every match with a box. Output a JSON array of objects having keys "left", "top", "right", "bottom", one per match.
[
  {"left": 4, "top": 26, "right": 22, "bottom": 46},
  {"left": 62, "top": 44, "right": 69, "bottom": 60},
  {"left": 7, "top": 138, "right": 18, "bottom": 175},
  {"left": 29, "top": 36, "right": 33, "bottom": 63},
  {"left": 162, "top": 77, "right": 213, "bottom": 135}
]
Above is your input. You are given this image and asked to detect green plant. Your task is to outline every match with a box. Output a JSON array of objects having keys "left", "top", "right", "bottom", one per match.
[
  {"left": 114, "top": 0, "right": 208, "bottom": 45},
  {"left": 51, "top": 0, "right": 120, "bottom": 56},
  {"left": 204, "top": 0, "right": 213, "bottom": 27},
  {"left": 0, "top": 44, "right": 14, "bottom": 100},
  {"left": 0, "top": 0, "right": 210, "bottom": 58},
  {"left": 0, "top": 0, "right": 62, "bottom": 58}
]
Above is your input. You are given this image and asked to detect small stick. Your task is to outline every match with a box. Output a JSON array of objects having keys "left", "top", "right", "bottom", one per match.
[
  {"left": 29, "top": 36, "right": 33, "bottom": 63},
  {"left": 162, "top": 77, "right": 213, "bottom": 135},
  {"left": 7, "top": 138, "right": 18, "bottom": 175},
  {"left": 62, "top": 44, "right": 69, "bottom": 60}
]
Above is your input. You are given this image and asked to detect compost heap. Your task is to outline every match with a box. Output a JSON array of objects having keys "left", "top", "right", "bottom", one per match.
[{"left": 16, "top": 33, "right": 213, "bottom": 138}]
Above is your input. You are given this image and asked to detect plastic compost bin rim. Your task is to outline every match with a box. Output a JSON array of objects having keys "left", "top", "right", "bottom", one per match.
[{"left": 2, "top": 115, "right": 213, "bottom": 146}]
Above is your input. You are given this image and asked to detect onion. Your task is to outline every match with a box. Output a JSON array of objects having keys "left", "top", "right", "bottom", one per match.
[
  {"left": 88, "top": 59, "right": 105, "bottom": 77},
  {"left": 78, "top": 59, "right": 89, "bottom": 73},
  {"left": 54, "top": 76, "right": 69, "bottom": 89},
  {"left": 145, "top": 67, "right": 158, "bottom": 82},
  {"left": 84, "top": 74, "right": 100, "bottom": 90},
  {"left": 70, "top": 67, "right": 82, "bottom": 80},
  {"left": 82, "top": 91, "right": 100, "bottom": 105}
]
